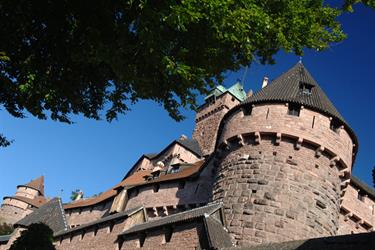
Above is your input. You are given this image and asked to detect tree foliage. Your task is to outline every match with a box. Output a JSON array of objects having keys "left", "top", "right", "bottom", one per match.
[
  {"left": 0, "top": 0, "right": 374, "bottom": 146},
  {"left": 9, "top": 223, "right": 55, "bottom": 250}
]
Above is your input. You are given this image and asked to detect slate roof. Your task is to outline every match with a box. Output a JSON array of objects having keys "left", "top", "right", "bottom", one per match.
[
  {"left": 244, "top": 62, "right": 345, "bottom": 122},
  {"left": 54, "top": 206, "right": 144, "bottom": 238},
  {"left": 17, "top": 176, "right": 45, "bottom": 196},
  {"left": 204, "top": 216, "right": 233, "bottom": 249},
  {"left": 119, "top": 202, "right": 222, "bottom": 235},
  {"left": 177, "top": 138, "right": 203, "bottom": 157},
  {"left": 351, "top": 176, "right": 375, "bottom": 200},
  {"left": 144, "top": 153, "right": 158, "bottom": 159},
  {"left": 15, "top": 198, "right": 67, "bottom": 233},
  {"left": 226, "top": 232, "right": 375, "bottom": 250},
  {"left": 241, "top": 62, "right": 358, "bottom": 155},
  {"left": 0, "top": 234, "right": 10, "bottom": 243}
]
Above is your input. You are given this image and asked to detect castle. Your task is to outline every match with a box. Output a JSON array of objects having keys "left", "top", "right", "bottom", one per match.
[{"left": 1, "top": 62, "right": 374, "bottom": 249}]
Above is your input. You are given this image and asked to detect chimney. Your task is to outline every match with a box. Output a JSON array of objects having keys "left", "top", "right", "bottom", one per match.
[
  {"left": 247, "top": 89, "right": 253, "bottom": 97},
  {"left": 262, "top": 76, "right": 269, "bottom": 88}
]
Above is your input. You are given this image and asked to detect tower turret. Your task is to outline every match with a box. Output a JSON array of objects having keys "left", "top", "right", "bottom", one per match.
[
  {"left": 193, "top": 83, "right": 246, "bottom": 156},
  {"left": 212, "top": 63, "right": 358, "bottom": 245},
  {"left": 0, "top": 176, "right": 46, "bottom": 224}
]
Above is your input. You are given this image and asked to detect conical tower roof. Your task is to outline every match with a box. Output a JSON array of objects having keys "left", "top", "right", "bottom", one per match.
[
  {"left": 18, "top": 176, "right": 45, "bottom": 196},
  {"left": 244, "top": 62, "right": 345, "bottom": 123},
  {"left": 242, "top": 62, "right": 358, "bottom": 155}
]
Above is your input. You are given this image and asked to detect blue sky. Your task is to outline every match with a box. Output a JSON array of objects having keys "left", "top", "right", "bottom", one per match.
[{"left": 1, "top": 5, "right": 374, "bottom": 202}]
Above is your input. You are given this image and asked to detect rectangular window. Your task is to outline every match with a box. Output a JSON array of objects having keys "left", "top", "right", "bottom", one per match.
[
  {"left": 288, "top": 103, "right": 300, "bottom": 116},
  {"left": 358, "top": 191, "right": 365, "bottom": 202},
  {"left": 242, "top": 106, "right": 252, "bottom": 116},
  {"left": 153, "top": 184, "right": 160, "bottom": 193},
  {"left": 330, "top": 119, "right": 341, "bottom": 133}
]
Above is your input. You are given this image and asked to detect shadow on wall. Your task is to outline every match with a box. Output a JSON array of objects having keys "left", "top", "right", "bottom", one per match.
[{"left": 173, "top": 161, "right": 215, "bottom": 208}]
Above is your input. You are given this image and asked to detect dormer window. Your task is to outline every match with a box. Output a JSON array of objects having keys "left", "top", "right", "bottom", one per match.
[
  {"left": 299, "top": 82, "right": 313, "bottom": 95},
  {"left": 288, "top": 103, "right": 301, "bottom": 117}
]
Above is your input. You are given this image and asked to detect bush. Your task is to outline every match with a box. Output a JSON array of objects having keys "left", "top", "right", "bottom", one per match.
[{"left": 9, "top": 223, "right": 55, "bottom": 250}]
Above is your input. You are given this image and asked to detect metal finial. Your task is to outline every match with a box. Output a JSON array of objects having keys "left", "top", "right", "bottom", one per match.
[{"left": 241, "top": 65, "right": 249, "bottom": 86}]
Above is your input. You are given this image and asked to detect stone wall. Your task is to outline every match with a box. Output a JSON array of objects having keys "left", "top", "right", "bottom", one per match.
[
  {"left": 125, "top": 162, "right": 214, "bottom": 214},
  {"left": 193, "top": 93, "right": 240, "bottom": 156},
  {"left": 65, "top": 200, "right": 112, "bottom": 228},
  {"left": 14, "top": 187, "right": 39, "bottom": 199},
  {"left": 338, "top": 184, "right": 375, "bottom": 235},
  {"left": 131, "top": 143, "right": 202, "bottom": 173},
  {"left": 214, "top": 139, "right": 342, "bottom": 245},
  {"left": 217, "top": 104, "right": 354, "bottom": 170},
  {"left": 0, "top": 205, "right": 29, "bottom": 224},
  {"left": 55, "top": 209, "right": 145, "bottom": 250},
  {"left": 120, "top": 221, "right": 207, "bottom": 250},
  {"left": 213, "top": 104, "right": 355, "bottom": 245}
]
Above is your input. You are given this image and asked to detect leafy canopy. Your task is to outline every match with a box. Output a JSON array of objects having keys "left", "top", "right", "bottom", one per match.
[
  {"left": 0, "top": 223, "right": 13, "bottom": 236},
  {"left": 9, "top": 223, "right": 55, "bottom": 250},
  {"left": 0, "top": 0, "right": 374, "bottom": 146}
]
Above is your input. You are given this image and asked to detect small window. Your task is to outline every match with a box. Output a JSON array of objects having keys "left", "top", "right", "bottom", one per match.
[
  {"left": 178, "top": 181, "right": 185, "bottom": 189},
  {"left": 288, "top": 103, "right": 300, "bottom": 116},
  {"left": 330, "top": 119, "right": 341, "bottom": 133},
  {"left": 132, "top": 189, "right": 139, "bottom": 198},
  {"left": 164, "top": 227, "right": 173, "bottom": 243},
  {"left": 139, "top": 232, "right": 146, "bottom": 247},
  {"left": 299, "top": 82, "right": 313, "bottom": 95},
  {"left": 242, "top": 106, "right": 252, "bottom": 116},
  {"left": 206, "top": 96, "right": 215, "bottom": 105},
  {"left": 358, "top": 191, "right": 365, "bottom": 202},
  {"left": 109, "top": 222, "right": 115, "bottom": 233},
  {"left": 153, "top": 184, "right": 160, "bottom": 193},
  {"left": 170, "top": 166, "right": 180, "bottom": 174},
  {"left": 81, "top": 231, "right": 85, "bottom": 240}
]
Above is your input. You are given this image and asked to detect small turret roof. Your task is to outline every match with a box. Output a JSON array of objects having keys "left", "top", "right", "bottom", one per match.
[
  {"left": 18, "top": 176, "right": 44, "bottom": 196},
  {"left": 205, "top": 82, "right": 247, "bottom": 102}
]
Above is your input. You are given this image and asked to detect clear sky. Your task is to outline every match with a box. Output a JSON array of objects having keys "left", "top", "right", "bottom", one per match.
[{"left": 1, "top": 5, "right": 374, "bottom": 203}]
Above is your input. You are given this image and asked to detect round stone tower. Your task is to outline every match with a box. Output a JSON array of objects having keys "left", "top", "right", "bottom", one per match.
[
  {"left": 0, "top": 176, "right": 46, "bottom": 224},
  {"left": 212, "top": 63, "right": 358, "bottom": 246}
]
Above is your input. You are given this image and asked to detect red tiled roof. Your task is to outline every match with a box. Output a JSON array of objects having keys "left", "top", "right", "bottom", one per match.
[{"left": 3, "top": 195, "right": 47, "bottom": 208}]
